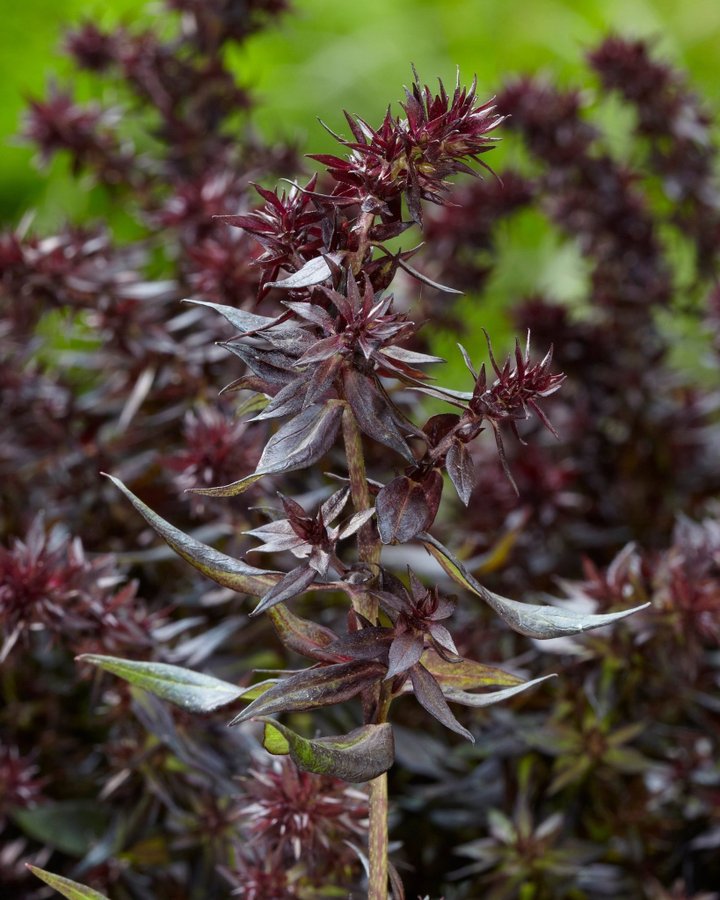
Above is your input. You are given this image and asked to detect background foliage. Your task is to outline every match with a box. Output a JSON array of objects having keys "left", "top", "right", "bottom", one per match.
[{"left": 2, "top": 2, "right": 720, "bottom": 899}]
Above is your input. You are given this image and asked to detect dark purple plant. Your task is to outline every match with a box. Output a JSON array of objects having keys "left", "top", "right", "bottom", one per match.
[
  {"left": 71, "top": 68, "right": 650, "bottom": 900},
  {"left": 4, "top": 9, "right": 720, "bottom": 898}
]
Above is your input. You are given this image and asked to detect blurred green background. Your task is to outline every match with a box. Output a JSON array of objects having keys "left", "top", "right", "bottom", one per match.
[{"left": 3, "top": 0, "right": 720, "bottom": 227}]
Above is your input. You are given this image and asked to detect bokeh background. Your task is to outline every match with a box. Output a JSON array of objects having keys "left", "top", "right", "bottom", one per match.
[
  {"left": 4, "top": 0, "right": 719, "bottom": 378},
  {"left": 5, "top": 0, "right": 720, "bottom": 222}
]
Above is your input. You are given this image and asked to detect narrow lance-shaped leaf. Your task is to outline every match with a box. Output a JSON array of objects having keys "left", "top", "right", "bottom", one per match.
[
  {"left": 191, "top": 400, "right": 345, "bottom": 497},
  {"left": 342, "top": 367, "right": 414, "bottom": 462},
  {"left": 251, "top": 564, "right": 318, "bottom": 617},
  {"left": 265, "top": 253, "right": 341, "bottom": 290},
  {"left": 26, "top": 866, "right": 109, "bottom": 900},
  {"left": 77, "top": 654, "right": 250, "bottom": 713},
  {"left": 422, "top": 648, "right": 523, "bottom": 690},
  {"left": 420, "top": 533, "right": 649, "bottom": 639},
  {"left": 260, "top": 719, "right": 394, "bottom": 782},
  {"left": 446, "top": 439, "right": 476, "bottom": 506},
  {"left": 231, "top": 660, "right": 386, "bottom": 725},
  {"left": 182, "top": 298, "right": 292, "bottom": 334},
  {"left": 104, "top": 475, "right": 277, "bottom": 596},
  {"left": 267, "top": 604, "right": 341, "bottom": 662},
  {"left": 443, "top": 673, "right": 556, "bottom": 707},
  {"left": 409, "top": 663, "right": 475, "bottom": 742}
]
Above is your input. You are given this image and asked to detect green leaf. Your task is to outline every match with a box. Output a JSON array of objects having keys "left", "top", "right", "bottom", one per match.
[
  {"left": 262, "top": 721, "right": 291, "bottom": 755},
  {"left": 442, "top": 674, "right": 556, "bottom": 707},
  {"left": 77, "top": 654, "right": 249, "bottom": 712},
  {"left": 422, "top": 648, "right": 523, "bottom": 690},
  {"left": 104, "top": 475, "right": 277, "bottom": 596},
  {"left": 231, "top": 659, "right": 386, "bottom": 724},
  {"left": 260, "top": 719, "right": 394, "bottom": 782},
  {"left": 14, "top": 802, "right": 111, "bottom": 856},
  {"left": 26, "top": 866, "right": 109, "bottom": 900},
  {"left": 420, "top": 533, "right": 649, "bottom": 639}
]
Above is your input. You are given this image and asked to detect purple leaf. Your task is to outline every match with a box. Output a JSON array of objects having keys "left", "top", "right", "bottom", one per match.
[
  {"left": 295, "top": 334, "right": 345, "bottom": 366},
  {"left": 265, "top": 254, "right": 340, "bottom": 290},
  {"left": 428, "top": 623, "right": 458, "bottom": 657},
  {"left": 326, "top": 627, "right": 393, "bottom": 662},
  {"left": 409, "top": 664, "right": 474, "bottom": 742},
  {"left": 251, "top": 565, "right": 318, "bottom": 616},
  {"left": 342, "top": 368, "right": 414, "bottom": 462},
  {"left": 191, "top": 400, "right": 344, "bottom": 497},
  {"left": 282, "top": 299, "right": 336, "bottom": 330},
  {"left": 182, "top": 298, "right": 289, "bottom": 335},
  {"left": 259, "top": 400, "right": 343, "bottom": 469},
  {"left": 396, "top": 257, "right": 463, "bottom": 294},
  {"left": 337, "top": 507, "right": 376, "bottom": 540},
  {"left": 423, "top": 413, "right": 461, "bottom": 446},
  {"left": 250, "top": 377, "right": 309, "bottom": 421},
  {"left": 222, "top": 341, "right": 298, "bottom": 386},
  {"left": 446, "top": 439, "right": 476, "bottom": 505},
  {"left": 386, "top": 632, "right": 424, "bottom": 679},
  {"left": 376, "top": 476, "right": 430, "bottom": 544},
  {"left": 320, "top": 487, "right": 351, "bottom": 523},
  {"left": 421, "top": 468, "right": 444, "bottom": 530},
  {"left": 380, "top": 346, "right": 444, "bottom": 366},
  {"left": 230, "top": 660, "right": 386, "bottom": 724}
]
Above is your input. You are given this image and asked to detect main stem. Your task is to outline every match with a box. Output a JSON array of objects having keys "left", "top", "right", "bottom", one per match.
[{"left": 342, "top": 405, "right": 388, "bottom": 900}]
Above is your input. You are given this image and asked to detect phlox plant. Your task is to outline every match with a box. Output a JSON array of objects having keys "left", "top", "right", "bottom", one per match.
[{"left": 68, "top": 69, "right": 643, "bottom": 899}]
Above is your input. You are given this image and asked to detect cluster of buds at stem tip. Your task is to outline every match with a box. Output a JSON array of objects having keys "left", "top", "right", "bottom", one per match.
[{"left": 410, "top": 331, "right": 565, "bottom": 502}]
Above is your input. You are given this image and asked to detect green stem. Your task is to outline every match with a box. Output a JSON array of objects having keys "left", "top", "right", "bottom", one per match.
[
  {"left": 342, "top": 404, "right": 389, "bottom": 899},
  {"left": 368, "top": 771, "right": 389, "bottom": 900}
]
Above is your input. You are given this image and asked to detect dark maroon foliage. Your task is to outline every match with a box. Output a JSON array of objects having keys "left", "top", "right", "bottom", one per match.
[{"left": 2, "top": 6, "right": 720, "bottom": 898}]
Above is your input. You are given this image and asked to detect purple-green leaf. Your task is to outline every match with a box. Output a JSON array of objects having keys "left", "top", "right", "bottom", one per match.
[
  {"left": 260, "top": 719, "right": 394, "bottom": 782},
  {"left": 230, "top": 659, "right": 386, "bottom": 724},
  {"left": 26, "top": 866, "right": 109, "bottom": 900},
  {"left": 267, "top": 604, "right": 341, "bottom": 662},
  {"left": 422, "top": 648, "right": 523, "bottom": 690},
  {"left": 77, "top": 654, "right": 248, "bottom": 712},
  {"left": 420, "top": 533, "right": 649, "bottom": 639},
  {"left": 442, "top": 673, "right": 556, "bottom": 707},
  {"left": 104, "top": 475, "right": 277, "bottom": 596}
]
